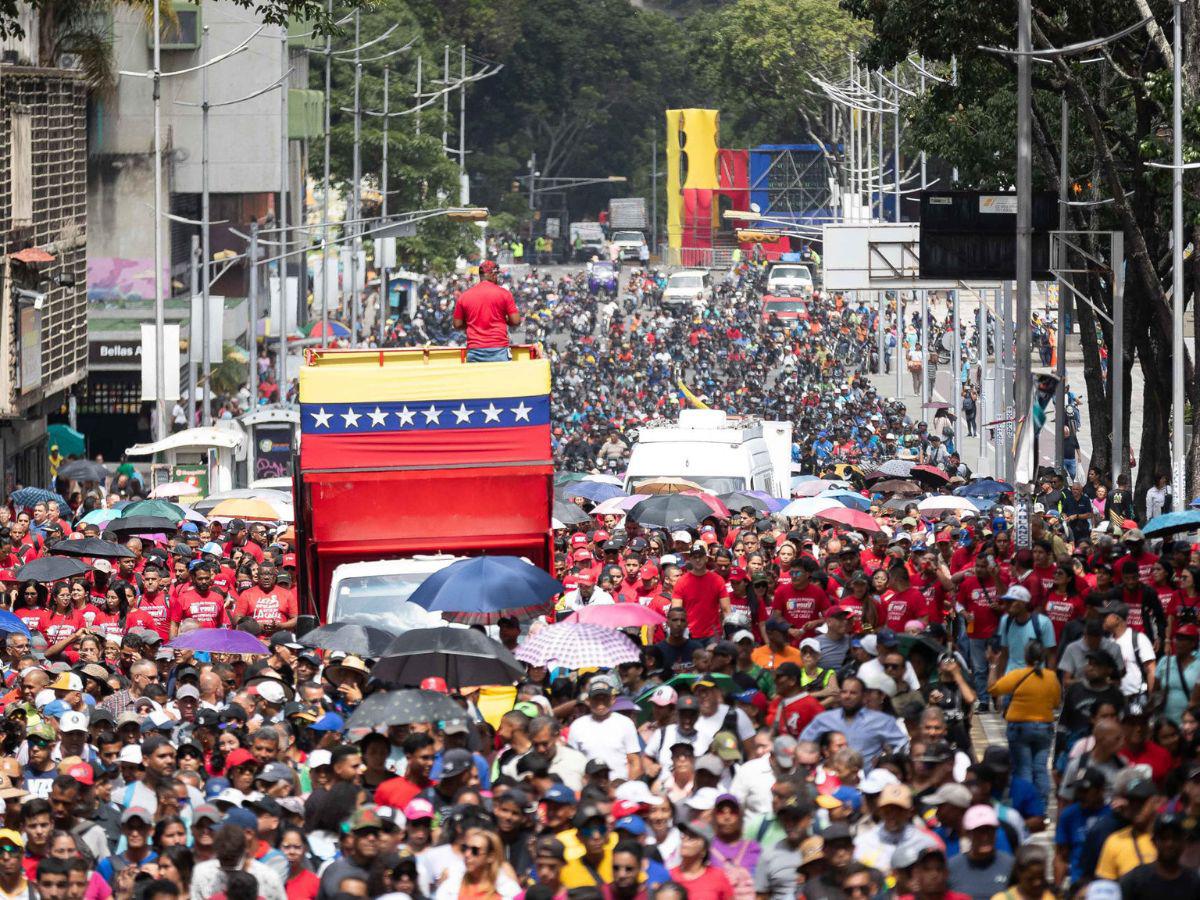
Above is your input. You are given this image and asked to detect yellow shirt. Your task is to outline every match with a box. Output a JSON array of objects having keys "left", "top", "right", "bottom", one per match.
[
  {"left": 559, "top": 833, "right": 617, "bottom": 889},
  {"left": 989, "top": 666, "right": 1061, "bottom": 723},
  {"left": 1095, "top": 826, "right": 1156, "bottom": 880}
]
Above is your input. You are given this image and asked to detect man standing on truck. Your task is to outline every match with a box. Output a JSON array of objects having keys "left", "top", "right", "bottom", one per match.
[{"left": 453, "top": 259, "right": 521, "bottom": 362}]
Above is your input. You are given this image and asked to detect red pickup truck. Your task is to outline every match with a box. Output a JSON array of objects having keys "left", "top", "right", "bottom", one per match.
[{"left": 294, "top": 346, "right": 554, "bottom": 620}]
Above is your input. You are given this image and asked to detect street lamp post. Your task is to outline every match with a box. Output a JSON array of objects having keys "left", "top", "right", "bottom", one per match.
[{"left": 1173, "top": 0, "right": 1186, "bottom": 508}]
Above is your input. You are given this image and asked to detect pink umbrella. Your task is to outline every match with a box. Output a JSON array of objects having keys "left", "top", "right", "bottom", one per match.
[
  {"left": 591, "top": 494, "right": 649, "bottom": 516},
  {"left": 814, "top": 507, "right": 884, "bottom": 534},
  {"left": 679, "top": 491, "right": 732, "bottom": 519},
  {"left": 563, "top": 603, "right": 667, "bottom": 628}
]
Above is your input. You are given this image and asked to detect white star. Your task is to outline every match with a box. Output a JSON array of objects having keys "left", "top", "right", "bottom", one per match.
[
  {"left": 452, "top": 403, "right": 474, "bottom": 424},
  {"left": 396, "top": 406, "right": 415, "bottom": 427},
  {"left": 311, "top": 408, "right": 332, "bottom": 429},
  {"left": 511, "top": 401, "right": 532, "bottom": 422},
  {"left": 482, "top": 402, "right": 502, "bottom": 423},
  {"left": 368, "top": 407, "right": 388, "bottom": 428},
  {"left": 341, "top": 408, "right": 361, "bottom": 428},
  {"left": 422, "top": 404, "right": 442, "bottom": 425}
]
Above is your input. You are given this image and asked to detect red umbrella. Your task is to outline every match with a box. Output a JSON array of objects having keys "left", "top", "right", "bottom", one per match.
[
  {"left": 911, "top": 465, "right": 950, "bottom": 485},
  {"left": 679, "top": 490, "right": 732, "bottom": 519},
  {"left": 815, "top": 507, "right": 884, "bottom": 534}
]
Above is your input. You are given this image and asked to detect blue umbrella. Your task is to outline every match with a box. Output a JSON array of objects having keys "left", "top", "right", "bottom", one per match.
[
  {"left": 0, "top": 610, "right": 30, "bottom": 638},
  {"left": 10, "top": 488, "right": 68, "bottom": 509},
  {"left": 954, "top": 479, "right": 1014, "bottom": 498},
  {"left": 1143, "top": 510, "right": 1200, "bottom": 538},
  {"left": 818, "top": 489, "right": 871, "bottom": 512},
  {"left": 563, "top": 481, "right": 626, "bottom": 503},
  {"left": 408, "top": 556, "right": 563, "bottom": 625}
]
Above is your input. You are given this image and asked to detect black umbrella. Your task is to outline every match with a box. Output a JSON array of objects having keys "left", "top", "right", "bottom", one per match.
[
  {"left": 372, "top": 627, "right": 525, "bottom": 687},
  {"left": 299, "top": 622, "right": 397, "bottom": 659},
  {"left": 345, "top": 689, "right": 469, "bottom": 730},
  {"left": 717, "top": 492, "right": 773, "bottom": 514},
  {"left": 552, "top": 500, "right": 591, "bottom": 527},
  {"left": 106, "top": 515, "right": 178, "bottom": 533},
  {"left": 48, "top": 537, "right": 135, "bottom": 560},
  {"left": 55, "top": 460, "right": 111, "bottom": 483},
  {"left": 15, "top": 557, "right": 90, "bottom": 582},
  {"left": 627, "top": 494, "right": 720, "bottom": 530}
]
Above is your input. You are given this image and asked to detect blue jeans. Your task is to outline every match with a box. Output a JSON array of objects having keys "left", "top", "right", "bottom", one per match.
[
  {"left": 968, "top": 637, "right": 991, "bottom": 704},
  {"left": 466, "top": 346, "right": 511, "bottom": 363},
  {"left": 1007, "top": 720, "right": 1054, "bottom": 803}
]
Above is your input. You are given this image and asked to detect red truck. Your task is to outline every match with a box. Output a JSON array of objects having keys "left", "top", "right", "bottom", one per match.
[{"left": 294, "top": 346, "right": 554, "bottom": 623}]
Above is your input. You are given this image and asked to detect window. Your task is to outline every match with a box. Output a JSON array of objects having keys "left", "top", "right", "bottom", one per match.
[{"left": 150, "top": 2, "right": 201, "bottom": 51}]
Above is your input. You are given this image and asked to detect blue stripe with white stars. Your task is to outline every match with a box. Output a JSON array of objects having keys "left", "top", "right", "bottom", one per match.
[{"left": 300, "top": 395, "right": 550, "bottom": 434}]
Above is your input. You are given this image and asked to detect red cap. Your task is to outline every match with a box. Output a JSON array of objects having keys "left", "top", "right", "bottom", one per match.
[
  {"left": 569, "top": 533, "right": 589, "bottom": 548},
  {"left": 67, "top": 762, "right": 94, "bottom": 786},
  {"left": 639, "top": 564, "right": 659, "bottom": 581},
  {"left": 701, "top": 532, "right": 718, "bottom": 545},
  {"left": 224, "top": 749, "right": 257, "bottom": 771},
  {"left": 479, "top": 259, "right": 499, "bottom": 274},
  {"left": 612, "top": 799, "right": 644, "bottom": 819},
  {"left": 421, "top": 677, "right": 449, "bottom": 693},
  {"left": 282, "top": 553, "right": 297, "bottom": 568},
  {"left": 572, "top": 548, "right": 593, "bottom": 562},
  {"left": 936, "top": 529, "right": 953, "bottom": 542},
  {"left": 593, "top": 530, "right": 611, "bottom": 543},
  {"left": 728, "top": 566, "right": 748, "bottom": 583},
  {"left": 1176, "top": 624, "right": 1200, "bottom": 639},
  {"left": 575, "top": 570, "right": 596, "bottom": 586}
]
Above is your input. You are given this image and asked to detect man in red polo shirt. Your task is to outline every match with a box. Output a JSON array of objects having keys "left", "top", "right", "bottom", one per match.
[
  {"left": 452, "top": 260, "right": 521, "bottom": 362},
  {"left": 771, "top": 558, "right": 830, "bottom": 643},
  {"left": 233, "top": 563, "right": 298, "bottom": 635},
  {"left": 673, "top": 544, "right": 729, "bottom": 640}
]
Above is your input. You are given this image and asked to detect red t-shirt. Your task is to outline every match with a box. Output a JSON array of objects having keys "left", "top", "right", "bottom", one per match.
[
  {"left": 1043, "top": 591, "right": 1084, "bottom": 641},
  {"left": 452, "top": 282, "right": 518, "bottom": 348},
  {"left": 668, "top": 865, "right": 734, "bottom": 900},
  {"left": 1120, "top": 740, "right": 1174, "bottom": 788},
  {"left": 43, "top": 611, "right": 79, "bottom": 645},
  {"left": 88, "top": 611, "right": 123, "bottom": 643},
  {"left": 14, "top": 608, "right": 50, "bottom": 637},
  {"left": 373, "top": 775, "right": 425, "bottom": 810},
  {"left": 674, "top": 570, "right": 727, "bottom": 639},
  {"left": 129, "top": 591, "right": 171, "bottom": 640},
  {"left": 1032, "top": 565, "right": 1058, "bottom": 599},
  {"left": 957, "top": 576, "right": 1005, "bottom": 639},
  {"left": 771, "top": 582, "right": 830, "bottom": 635},
  {"left": 881, "top": 587, "right": 927, "bottom": 631},
  {"left": 233, "top": 587, "right": 297, "bottom": 632},
  {"left": 770, "top": 692, "right": 826, "bottom": 737},
  {"left": 1114, "top": 551, "right": 1160, "bottom": 586},
  {"left": 170, "top": 588, "right": 229, "bottom": 628}
]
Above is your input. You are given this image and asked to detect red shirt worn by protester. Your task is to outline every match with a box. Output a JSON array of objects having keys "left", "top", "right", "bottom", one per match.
[
  {"left": 373, "top": 774, "right": 427, "bottom": 810},
  {"left": 957, "top": 576, "right": 1005, "bottom": 640},
  {"left": 772, "top": 582, "right": 830, "bottom": 635},
  {"left": 1043, "top": 591, "right": 1085, "bottom": 641},
  {"left": 43, "top": 611, "right": 79, "bottom": 645},
  {"left": 881, "top": 587, "right": 927, "bottom": 631},
  {"left": 170, "top": 588, "right": 229, "bottom": 628},
  {"left": 1114, "top": 551, "right": 1160, "bottom": 586},
  {"left": 14, "top": 607, "right": 50, "bottom": 637},
  {"left": 1005, "top": 569, "right": 1045, "bottom": 611},
  {"left": 1032, "top": 565, "right": 1058, "bottom": 598},
  {"left": 770, "top": 692, "right": 826, "bottom": 737},
  {"left": 453, "top": 281, "right": 518, "bottom": 349},
  {"left": 674, "top": 569, "right": 727, "bottom": 640},
  {"left": 129, "top": 591, "right": 171, "bottom": 640},
  {"left": 234, "top": 586, "right": 297, "bottom": 632},
  {"left": 667, "top": 864, "right": 734, "bottom": 900},
  {"left": 1120, "top": 740, "right": 1174, "bottom": 788}
]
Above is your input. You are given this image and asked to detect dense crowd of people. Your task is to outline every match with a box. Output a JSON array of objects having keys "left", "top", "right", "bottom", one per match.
[{"left": 5, "top": 261, "right": 1190, "bottom": 900}]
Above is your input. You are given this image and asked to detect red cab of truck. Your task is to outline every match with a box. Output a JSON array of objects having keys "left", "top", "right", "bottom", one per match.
[{"left": 294, "top": 346, "right": 554, "bottom": 619}]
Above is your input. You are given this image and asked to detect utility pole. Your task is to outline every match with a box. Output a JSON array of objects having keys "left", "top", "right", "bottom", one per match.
[
  {"left": 892, "top": 65, "right": 900, "bottom": 223},
  {"left": 459, "top": 44, "right": 466, "bottom": 174},
  {"left": 1015, "top": 0, "right": 1033, "bottom": 533},
  {"left": 349, "top": 10, "right": 362, "bottom": 345},
  {"left": 320, "top": 0, "right": 332, "bottom": 348},
  {"left": 188, "top": 235, "right": 199, "bottom": 427},
  {"left": 442, "top": 44, "right": 449, "bottom": 156},
  {"left": 1173, "top": 0, "right": 1186, "bottom": 508},
  {"left": 151, "top": 0, "right": 167, "bottom": 440},
  {"left": 651, "top": 133, "right": 658, "bottom": 252},
  {"left": 379, "top": 65, "right": 390, "bottom": 346},
  {"left": 200, "top": 25, "right": 213, "bottom": 425},
  {"left": 1055, "top": 97, "right": 1068, "bottom": 471},
  {"left": 248, "top": 222, "right": 260, "bottom": 407},
  {"left": 279, "top": 25, "right": 290, "bottom": 395}
]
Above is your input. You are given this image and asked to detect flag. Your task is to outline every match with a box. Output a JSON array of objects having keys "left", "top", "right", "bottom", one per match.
[
  {"left": 677, "top": 378, "right": 710, "bottom": 409},
  {"left": 298, "top": 351, "right": 552, "bottom": 472},
  {"left": 1014, "top": 373, "right": 1059, "bottom": 484}
]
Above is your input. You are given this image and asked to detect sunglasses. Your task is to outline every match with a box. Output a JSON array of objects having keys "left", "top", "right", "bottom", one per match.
[
  {"left": 844, "top": 885, "right": 872, "bottom": 897},
  {"left": 578, "top": 823, "right": 607, "bottom": 838},
  {"left": 459, "top": 844, "right": 487, "bottom": 857},
  {"left": 0, "top": 846, "right": 19, "bottom": 856},
  {"left": 27, "top": 738, "right": 50, "bottom": 749}
]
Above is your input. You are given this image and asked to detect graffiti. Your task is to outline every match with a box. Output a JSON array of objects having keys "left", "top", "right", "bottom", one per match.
[
  {"left": 87, "top": 257, "right": 169, "bottom": 303},
  {"left": 255, "top": 457, "right": 289, "bottom": 480}
]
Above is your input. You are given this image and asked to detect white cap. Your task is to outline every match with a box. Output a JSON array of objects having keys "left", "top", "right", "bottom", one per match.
[
  {"left": 671, "top": 530, "right": 692, "bottom": 543},
  {"left": 860, "top": 668, "right": 897, "bottom": 698},
  {"left": 214, "top": 787, "right": 246, "bottom": 808},
  {"left": 34, "top": 689, "right": 56, "bottom": 710},
  {"left": 730, "top": 629, "right": 755, "bottom": 644},
  {"left": 255, "top": 682, "right": 286, "bottom": 705},
  {"left": 307, "top": 749, "right": 333, "bottom": 769},
  {"left": 117, "top": 745, "right": 143, "bottom": 766},
  {"left": 799, "top": 638, "right": 821, "bottom": 654},
  {"left": 614, "top": 780, "right": 657, "bottom": 806},
  {"left": 859, "top": 767, "right": 899, "bottom": 795},
  {"left": 859, "top": 635, "right": 879, "bottom": 657},
  {"left": 59, "top": 710, "right": 89, "bottom": 733},
  {"left": 684, "top": 787, "right": 721, "bottom": 811}
]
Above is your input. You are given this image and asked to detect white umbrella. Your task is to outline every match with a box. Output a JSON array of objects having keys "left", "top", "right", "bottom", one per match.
[
  {"left": 780, "top": 497, "right": 841, "bottom": 518},
  {"left": 917, "top": 496, "right": 980, "bottom": 515},
  {"left": 581, "top": 474, "right": 623, "bottom": 486},
  {"left": 150, "top": 482, "right": 202, "bottom": 499}
]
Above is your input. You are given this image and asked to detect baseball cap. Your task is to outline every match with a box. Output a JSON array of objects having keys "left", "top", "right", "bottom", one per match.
[
  {"left": 731, "top": 629, "right": 755, "bottom": 644},
  {"left": 1176, "top": 624, "right": 1200, "bottom": 639},
  {"left": 1125, "top": 528, "right": 1145, "bottom": 541},
  {"left": 711, "top": 731, "right": 741, "bottom": 762},
  {"left": 676, "top": 695, "right": 700, "bottom": 713},
  {"left": 121, "top": 807, "right": 153, "bottom": 826},
  {"left": 50, "top": 672, "right": 83, "bottom": 692},
  {"left": 962, "top": 804, "right": 1000, "bottom": 831},
  {"left": 613, "top": 780, "right": 655, "bottom": 807},
  {"left": 773, "top": 735, "right": 798, "bottom": 768},
  {"left": 0, "top": 830, "right": 23, "bottom": 850},
  {"left": 309, "top": 712, "right": 345, "bottom": 733},
  {"left": 534, "top": 837, "right": 566, "bottom": 861},
  {"left": 440, "top": 748, "right": 474, "bottom": 779},
  {"left": 877, "top": 783, "right": 913, "bottom": 810},
  {"left": 59, "top": 710, "right": 89, "bottom": 733},
  {"left": 348, "top": 807, "right": 384, "bottom": 832},
  {"left": 191, "top": 804, "right": 222, "bottom": 825},
  {"left": 798, "top": 836, "right": 826, "bottom": 867},
  {"left": 306, "top": 750, "right": 332, "bottom": 769},
  {"left": 859, "top": 768, "right": 899, "bottom": 795},
  {"left": 258, "top": 762, "right": 295, "bottom": 784},
  {"left": 224, "top": 748, "right": 257, "bottom": 770},
  {"left": 542, "top": 784, "right": 577, "bottom": 806},
  {"left": 1100, "top": 600, "right": 1130, "bottom": 619},
  {"left": 117, "top": 745, "right": 143, "bottom": 766},
  {"left": 403, "top": 798, "right": 435, "bottom": 821},
  {"left": 924, "top": 783, "right": 972, "bottom": 808},
  {"left": 676, "top": 820, "right": 714, "bottom": 845},
  {"left": 614, "top": 815, "right": 647, "bottom": 836},
  {"left": 891, "top": 832, "right": 944, "bottom": 870},
  {"left": 587, "top": 679, "right": 615, "bottom": 698},
  {"left": 694, "top": 755, "right": 724, "bottom": 778},
  {"left": 649, "top": 685, "right": 678, "bottom": 707},
  {"left": 223, "top": 807, "right": 258, "bottom": 831},
  {"left": 60, "top": 759, "right": 93, "bottom": 786},
  {"left": 685, "top": 786, "right": 721, "bottom": 810},
  {"left": 1000, "top": 585, "right": 1032, "bottom": 604}
]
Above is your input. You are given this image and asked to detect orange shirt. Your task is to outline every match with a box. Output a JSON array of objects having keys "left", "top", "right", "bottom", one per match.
[{"left": 750, "top": 644, "right": 804, "bottom": 671}]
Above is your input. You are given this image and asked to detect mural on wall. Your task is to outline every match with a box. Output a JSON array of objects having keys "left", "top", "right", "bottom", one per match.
[{"left": 87, "top": 257, "right": 167, "bottom": 302}]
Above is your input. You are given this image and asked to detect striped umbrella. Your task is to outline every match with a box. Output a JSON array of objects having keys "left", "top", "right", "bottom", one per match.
[{"left": 514, "top": 621, "right": 641, "bottom": 669}]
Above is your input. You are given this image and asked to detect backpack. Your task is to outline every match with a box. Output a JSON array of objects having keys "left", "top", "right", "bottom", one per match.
[
  {"left": 1002, "top": 612, "right": 1049, "bottom": 653},
  {"left": 711, "top": 840, "right": 757, "bottom": 900}
]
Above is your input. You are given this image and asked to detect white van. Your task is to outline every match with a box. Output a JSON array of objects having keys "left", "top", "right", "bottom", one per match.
[
  {"left": 766, "top": 263, "right": 814, "bottom": 297},
  {"left": 662, "top": 269, "right": 712, "bottom": 309},
  {"left": 326, "top": 556, "right": 459, "bottom": 630},
  {"left": 624, "top": 410, "right": 791, "bottom": 496}
]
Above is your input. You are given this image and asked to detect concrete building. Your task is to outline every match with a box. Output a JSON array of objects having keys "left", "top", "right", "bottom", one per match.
[
  {"left": 0, "top": 37, "right": 90, "bottom": 487},
  {"left": 86, "top": 1, "right": 321, "bottom": 437}
]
